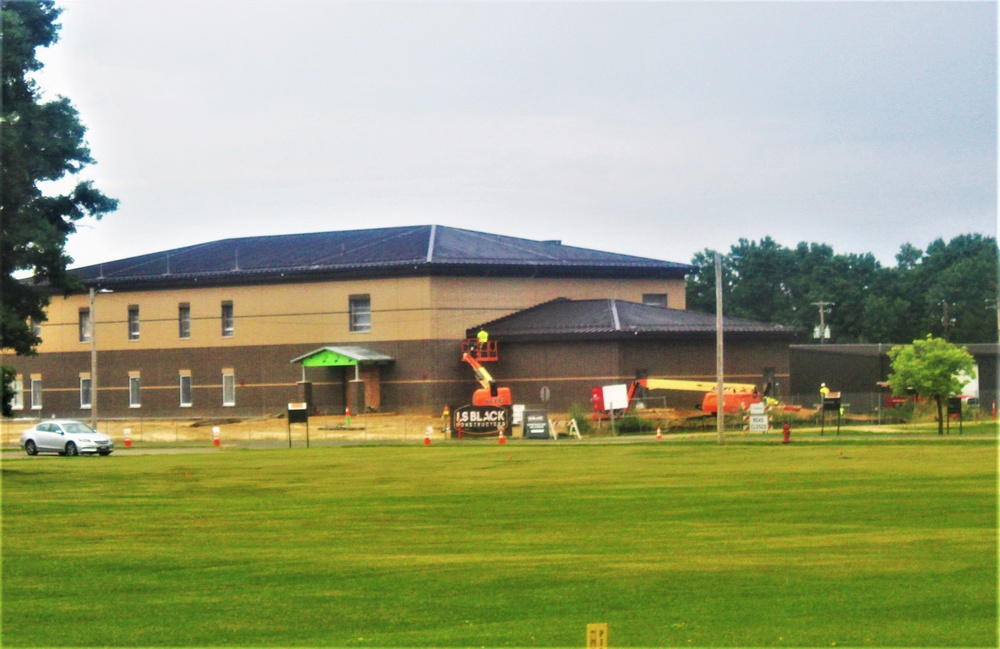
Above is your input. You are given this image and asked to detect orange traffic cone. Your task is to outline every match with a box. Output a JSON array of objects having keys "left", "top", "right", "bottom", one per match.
[
  {"left": 124, "top": 428, "right": 132, "bottom": 448},
  {"left": 656, "top": 427, "right": 662, "bottom": 441},
  {"left": 498, "top": 430, "right": 506, "bottom": 445},
  {"left": 212, "top": 426, "right": 220, "bottom": 446},
  {"left": 423, "top": 426, "right": 432, "bottom": 446}
]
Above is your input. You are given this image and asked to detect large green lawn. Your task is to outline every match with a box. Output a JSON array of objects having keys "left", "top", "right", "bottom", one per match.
[{"left": 2, "top": 440, "right": 996, "bottom": 647}]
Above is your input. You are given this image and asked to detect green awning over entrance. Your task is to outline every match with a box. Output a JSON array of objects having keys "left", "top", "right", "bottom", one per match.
[{"left": 290, "top": 346, "right": 394, "bottom": 368}]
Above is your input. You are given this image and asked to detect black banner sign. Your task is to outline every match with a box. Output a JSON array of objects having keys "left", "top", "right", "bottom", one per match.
[{"left": 453, "top": 405, "right": 511, "bottom": 436}]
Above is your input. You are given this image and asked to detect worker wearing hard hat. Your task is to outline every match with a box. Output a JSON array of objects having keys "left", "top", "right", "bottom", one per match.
[
  {"left": 820, "top": 383, "right": 830, "bottom": 399},
  {"left": 477, "top": 328, "right": 489, "bottom": 352}
]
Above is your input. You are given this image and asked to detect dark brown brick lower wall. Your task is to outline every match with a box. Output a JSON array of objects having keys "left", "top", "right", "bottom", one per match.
[{"left": 4, "top": 336, "right": 792, "bottom": 418}]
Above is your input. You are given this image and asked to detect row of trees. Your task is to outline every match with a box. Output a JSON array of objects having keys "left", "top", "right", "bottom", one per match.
[{"left": 686, "top": 234, "right": 998, "bottom": 344}]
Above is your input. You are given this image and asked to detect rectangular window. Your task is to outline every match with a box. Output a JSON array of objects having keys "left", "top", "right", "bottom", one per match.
[
  {"left": 178, "top": 303, "right": 191, "bottom": 339},
  {"left": 79, "top": 308, "right": 92, "bottom": 342},
  {"left": 30, "top": 378, "right": 42, "bottom": 410},
  {"left": 80, "top": 377, "right": 92, "bottom": 409},
  {"left": 221, "top": 301, "right": 234, "bottom": 337},
  {"left": 128, "top": 305, "right": 140, "bottom": 340},
  {"left": 222, "top": 372, "right": 236, "bottom": 406},
  {"left": 129, "top": 375, "right": 141, "bottom": 408},
  {"left": 179, "top": 373, "right": 193, "bottom": 407},
  {"left": 642, "top": 293, "right": 668, "bottom": 309},
  {"left": 11, "top": 376, "right": 23, "bottom": 410},
  {"left": 349, "top": 295, "right": 371, "bottom": 333},
  {"left": 29, "top": 318, "right": 41, "bottom": 337}
]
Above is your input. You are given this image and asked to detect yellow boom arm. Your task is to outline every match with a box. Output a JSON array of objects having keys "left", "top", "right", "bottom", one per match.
[{"left": 645, "top": 379, "right": 758, "bottom": 394}]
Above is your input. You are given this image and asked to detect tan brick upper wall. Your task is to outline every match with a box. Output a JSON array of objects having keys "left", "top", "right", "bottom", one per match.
[{"left": 29, "top": 275, "right": 686, "bottom": 353}]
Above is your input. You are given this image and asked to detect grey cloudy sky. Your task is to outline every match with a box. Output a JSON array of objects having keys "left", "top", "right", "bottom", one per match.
[{"left": 37, "top": 0, "right": 997, "bottom": 269}]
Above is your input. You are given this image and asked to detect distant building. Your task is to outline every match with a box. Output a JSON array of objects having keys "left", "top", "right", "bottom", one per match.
[
  {"left": 790, "top": 344, "right": 998, "bottom": 416},
  {"left": 5, "top": 224, "right": 798, "bottom": 419}
]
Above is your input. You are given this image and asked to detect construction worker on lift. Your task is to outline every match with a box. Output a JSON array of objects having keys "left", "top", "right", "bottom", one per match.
[
  {"left": 477, "top": 328, "right": 489, "bottom": 354},
  {"left": 820, "top": 382, "right": 830, "bottom": 399}
]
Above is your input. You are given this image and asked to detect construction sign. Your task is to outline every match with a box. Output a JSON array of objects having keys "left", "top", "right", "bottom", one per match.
[{"left": 452, "top": 405, "right": 511, "bottom": 436}]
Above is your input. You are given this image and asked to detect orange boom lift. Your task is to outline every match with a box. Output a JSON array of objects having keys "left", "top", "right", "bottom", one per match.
[{"left": 462, "top": 352, "right": 512, "bottom": 407}]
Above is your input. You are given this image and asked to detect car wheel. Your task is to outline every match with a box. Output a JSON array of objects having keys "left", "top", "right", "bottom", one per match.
[
  {"left": 65, "top": 441, "right": 79, "bottom": 457},
  {"left": 24, "top": 440, "right": 37, "bottom": 456},
  {"left": 98, "top": 451, "right": 111, "bottom": 457}
]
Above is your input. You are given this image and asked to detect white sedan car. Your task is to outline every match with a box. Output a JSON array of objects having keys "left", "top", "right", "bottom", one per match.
[{"left": 20, "top": 420, "right": 114, "bottom": 456}]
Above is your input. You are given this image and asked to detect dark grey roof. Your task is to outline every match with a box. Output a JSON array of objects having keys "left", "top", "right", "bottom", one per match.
[
  {"left": 70, "top": 225, "right": 693, "bottom": 288},
  {"left": 469, "top": 298, "right": 801, "bottom": 340},
  {"left": 790, "top": 343, "right": 998, "bottom": 357}
]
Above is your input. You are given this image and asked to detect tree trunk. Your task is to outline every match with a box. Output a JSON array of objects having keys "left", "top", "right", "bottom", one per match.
[{"left": 936, "top": 397, "right": 944, "bottom": 435}]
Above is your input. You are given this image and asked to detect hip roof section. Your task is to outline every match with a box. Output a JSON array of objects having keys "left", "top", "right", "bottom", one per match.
[
  {"left": 469, "top": 298, "right": 801, "bottom": 340},
  {"left": 70, "top": 225, "right": 694, "bottom": 288}
]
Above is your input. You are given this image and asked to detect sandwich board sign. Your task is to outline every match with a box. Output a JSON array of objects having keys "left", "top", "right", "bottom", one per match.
[{"left": 747, "top": 401, "right": 769, "bottom": 432}]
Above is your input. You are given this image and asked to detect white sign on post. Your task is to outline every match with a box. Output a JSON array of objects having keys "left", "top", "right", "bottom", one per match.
[{"left": 602, "top": 384, "right": 630, "bottom": 411}]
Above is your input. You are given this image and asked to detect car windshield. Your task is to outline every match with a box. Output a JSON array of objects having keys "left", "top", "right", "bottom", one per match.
[{"left": 61, "top": 422, "right": 97, "bottom": 435}]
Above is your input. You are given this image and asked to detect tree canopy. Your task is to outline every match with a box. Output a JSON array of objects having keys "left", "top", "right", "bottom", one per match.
[
  {"left": 687, "top": 234, "right": 998, "bottom": 344},
  {"left": 887, "top": 336, "right": 977, "bottom": 435},
  {"left": 1, "top": 0, "right": 118, "bottom": 414}
]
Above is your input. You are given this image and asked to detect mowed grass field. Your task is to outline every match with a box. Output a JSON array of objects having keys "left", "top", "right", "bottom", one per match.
[{"left": 2, "top": 440, "right": 996, "bottom": 647}]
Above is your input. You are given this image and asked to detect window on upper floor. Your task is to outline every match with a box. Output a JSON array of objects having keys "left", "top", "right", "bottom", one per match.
[
  {"left": 349, "top": 295, "right": 371, "bottom": 333},
  {"left": 642, "top": 293, "right": 668, "bottom": 309},
  {"left": 128, "top": 305, "right": 140, "bottom": 340},
  {"left": 79, "top": 308, "right": 92, "bottom": 343},
  {"left": 221, "top": 301, "right": 234, "bottom": 337},
  {"left": 179, "top": 303, "right": 191, "bottom": 339}
]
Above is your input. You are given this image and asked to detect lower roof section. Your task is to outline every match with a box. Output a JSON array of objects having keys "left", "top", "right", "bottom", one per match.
[{"left": 468, "top": 298, "right": 802, "bottom": 341}]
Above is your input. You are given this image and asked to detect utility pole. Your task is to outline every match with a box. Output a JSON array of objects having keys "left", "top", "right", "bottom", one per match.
[
  {"left": 812, "top": 301, "right": 834, "bottom": 344},
  {"left": 715, "top": 252, "right": 724, "bottom": 446},
  {"left": 89, "top": 287, "right": 98, "bottom": 428}
]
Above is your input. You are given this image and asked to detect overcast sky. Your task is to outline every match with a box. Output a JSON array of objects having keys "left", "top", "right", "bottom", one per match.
[{"left": 35, "top": 0, "right": 997, "bottom": 269}]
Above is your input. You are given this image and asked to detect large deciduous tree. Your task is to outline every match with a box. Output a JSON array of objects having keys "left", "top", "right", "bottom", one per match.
[
  {"left": 1, "top": 1, "right": 118, "bottom": 415},
  {"left": 887, "top": 336, "right": 977, "bottom": 435}
]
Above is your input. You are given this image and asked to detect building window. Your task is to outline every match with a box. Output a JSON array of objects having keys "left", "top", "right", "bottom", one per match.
[
  {"left": 179, "top": 374, "right": 192, "bottom": 407},
  {"left": 30, "top": 378, "right": 42, "bottom": 410},
  {"left": 642, "top": 293, "right": 668, "bottom": 309},
  {"left": 11, "top": 377, "right": 23, "bottom": 410},
  {"left": 179, "top": 303, "right": 191, "bottom": 339},
  {"left": 221, "top": 301, "right": 234, "bottom": 337},
  {"left": 222, "top": 372, "right": 236, "bottom": 406},
  {"left": 79, "top": 309, "right": 92, "bottom": 342},
  {"left": 128, "top": 305, "right": 140, "bottom": 340},
  {"left": 29, "top": 318, "right": 41, "bottom": 337},
  {"left": 80, "top": 377, "right": 92, "bottom": 409},
  {"left": 129, "top": 375, "right": 141, "bottom": 408},
  {"left": 349, "top": 295, "right": 371, "bottom": 333}
]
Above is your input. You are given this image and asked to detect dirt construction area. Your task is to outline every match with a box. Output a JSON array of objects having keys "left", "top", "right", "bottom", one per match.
[
  {"left": 1, "top": 412, "right": 450, "bottom": 448},
  {"left": 0, "top": 406, "right": 840, "bottom": 450}
]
